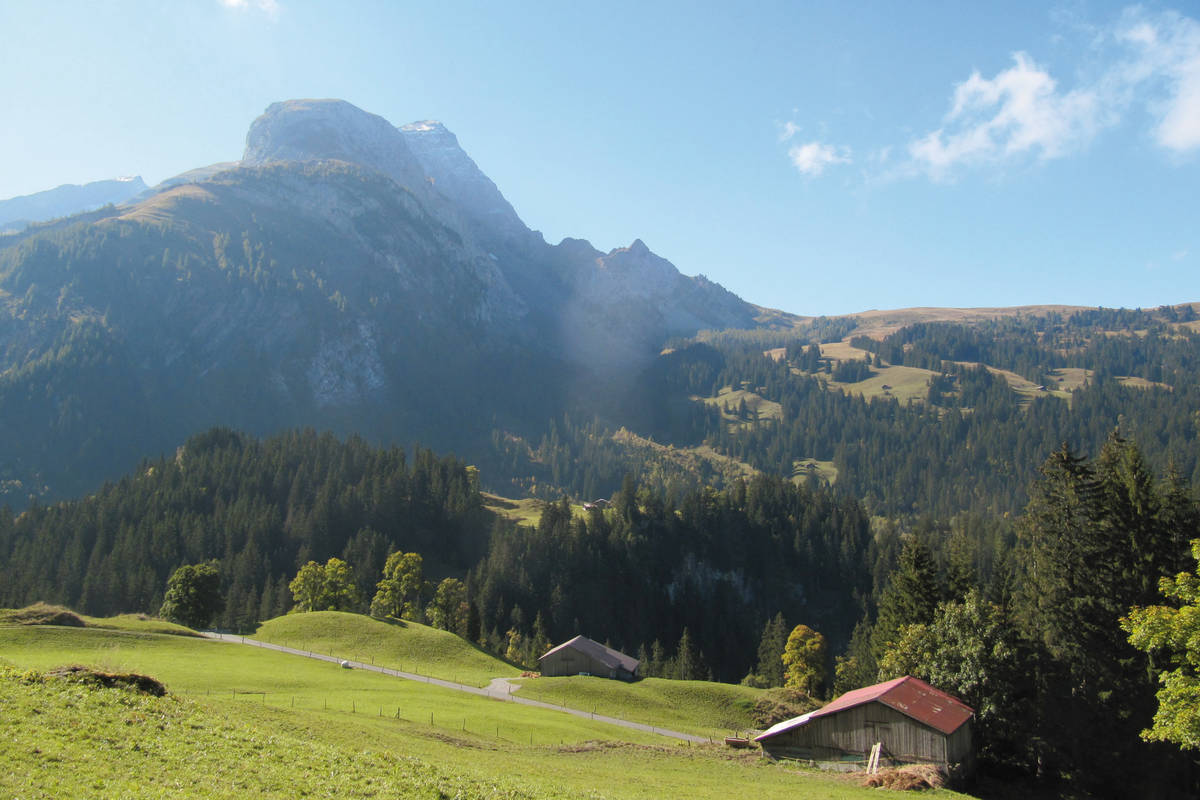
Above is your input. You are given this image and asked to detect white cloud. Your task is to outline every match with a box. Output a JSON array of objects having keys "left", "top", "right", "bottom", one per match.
[
  {"left": 779, "top": 121, "right": 802, "bottom": 142},
  {"left": 788, "top": 141, "right": 851, "bottom": 176},
  {"left": 784, "top": 6, "right": 1200, "bottom": 183},
  {"left": 1116, "top": 9, "right": 1200, "bottom": 152},
  {"left": 908, "top": 52, "right": 1102, "bottom": 177},
  {"left": 901, "top": 7, "right": 1200, "bottom": 179},
  {"left": 218, "top": 0, "right": 280, "bottom": 19}
]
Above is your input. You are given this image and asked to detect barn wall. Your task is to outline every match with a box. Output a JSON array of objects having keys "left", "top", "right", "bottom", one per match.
[
  {"left": 761, "top": 701, "right": 964, "bottom": 765},
  {"left": 945, "top": 723, "right": 972, "bottom": 764},
  {"left": 539, "top": 648, "right": 614, "bottom": 678}
]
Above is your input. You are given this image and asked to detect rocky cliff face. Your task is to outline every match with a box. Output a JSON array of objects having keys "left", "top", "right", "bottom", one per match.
[
  {"left": 0, "top": 98, "right": 768, "bottom": 505},
  {"left": 399, "top": 120, "right": 533, "bottom": 248},
  {"left": 244, "top": 100, "right": 431, "bottom": 200},
  {"left": 235, "top": 98, "right": 762, "bottom": 371}
]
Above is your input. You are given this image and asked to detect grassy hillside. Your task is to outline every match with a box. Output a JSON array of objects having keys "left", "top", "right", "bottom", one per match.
[
  {"left": 0, "top": 602, "right": 199, "bottom": 636},
  {"left": 0, "top": 663, "right": 533, "bottom": 800},
  {"left": 0, "top": 621, "right": 967, "bottom": 799},
  {"left": 700, "top": 386, "right": 784, "bottom": 430},
  {"left": 483, "top": 492, "right": 548, "bottom": 526},
  {"left": 513, "top": 675, "right": 763, "bottom": 739},
  {"left": 252, "top": 610, "right": 520, "bottom": 687}
]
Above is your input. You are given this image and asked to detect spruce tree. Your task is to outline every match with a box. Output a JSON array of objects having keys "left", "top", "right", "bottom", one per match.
[
  {"left": 872, "top": 535, "right": 943, "bottom": 665},
  {"left": 753, "top": 613, "right": 789, "bottom": 687}
]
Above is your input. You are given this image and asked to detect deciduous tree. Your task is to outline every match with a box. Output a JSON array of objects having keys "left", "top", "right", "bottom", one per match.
[
  {"left": 1124, "top": 538, "right": 1200, "bottom": 750},
  {"left": 289, "top": 557, "right": 359, "bottom": 612},
  {"left": 782, "top": 624, "right": 827, "bottom": 696},
  {"left": 159, "top": 561, "right": 223, "bottom": 629}
]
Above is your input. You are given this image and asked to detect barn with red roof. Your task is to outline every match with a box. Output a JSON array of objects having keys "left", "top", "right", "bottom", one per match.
[{"left": 754, "top": 675, "right": 973, "bottom": 768}]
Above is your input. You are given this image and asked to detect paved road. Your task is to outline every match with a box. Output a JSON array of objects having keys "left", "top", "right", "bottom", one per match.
[{"left": 200, "top": 632, "right": 708, "bottom": 743}]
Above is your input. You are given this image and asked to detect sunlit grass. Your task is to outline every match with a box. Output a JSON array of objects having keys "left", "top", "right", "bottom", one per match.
[
  {"left": 251, "top": 610, "right": 520, "bottom": 687},
  {"left": 0, "top": 622, "right": 968, "bottom": 800},
  {"left": 512, "top": 675, "right": 763, "bottom": 740}
]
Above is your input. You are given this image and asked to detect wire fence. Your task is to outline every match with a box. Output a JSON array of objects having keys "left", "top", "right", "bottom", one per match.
[
  {"left": 202, "top": 633, "right": 714, "bottom": 745},
  {"left": 196, "top": 688, "right": 628, "bottom": 747}
]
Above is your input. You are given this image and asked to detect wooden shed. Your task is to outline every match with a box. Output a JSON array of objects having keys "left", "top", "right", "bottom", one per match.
[
  {"left": 538, "top": 635, "right": 639, "bottom": 680},
  {"left": 754, "top": 675, "right": 973, "bottom": 769}
]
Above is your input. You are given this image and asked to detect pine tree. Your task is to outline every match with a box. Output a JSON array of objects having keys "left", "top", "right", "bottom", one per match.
[
  {"left": 872, "top": 535, "right": 943, "bottom": 665},
  {"left": 1018, "top": 441, "right": 1195, "bottom": 795},
  {"left": 753, "top": 613, "right": 789, "bottom": 687},
  {"left": 676, "top": 628, "right": 702, "bottom": 680}
]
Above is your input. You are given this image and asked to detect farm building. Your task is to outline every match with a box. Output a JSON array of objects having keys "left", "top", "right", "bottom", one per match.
[
  {"left": 754, "top": 675, "right": 973, "bottom": 769},
  {"left": 538, "top": 635, "right": 639, "bottom": 680}
]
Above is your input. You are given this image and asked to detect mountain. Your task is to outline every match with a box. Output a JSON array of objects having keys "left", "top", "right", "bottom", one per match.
[
  {"left": 0, "top": 176, "right": 148, "bottom": 233},
  {"left": 0, "top": 98, "right": 766, "bottom": 507}
]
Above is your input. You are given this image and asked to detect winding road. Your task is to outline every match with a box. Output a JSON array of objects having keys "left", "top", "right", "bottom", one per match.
[{"left": 200, "top": 632, "right": 708, "bottom": 743}]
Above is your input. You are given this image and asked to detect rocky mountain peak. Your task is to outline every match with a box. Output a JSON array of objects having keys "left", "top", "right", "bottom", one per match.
[
  {"left": 243, "top": 99, "right": 430, "bottom": 196},
  {"left": 399, "top": 119, "right": 529, "bottom": 245}
]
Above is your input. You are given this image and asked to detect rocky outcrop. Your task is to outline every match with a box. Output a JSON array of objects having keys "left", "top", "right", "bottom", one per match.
[
  {"left": 244, "top": 99, "right": 432, "bottom": 203},
  {"left": 400, "top": 120, "right": 534, "bottom": 247},
  {"left": 239, "top": 99, "right": 760, "bottom": 372}
]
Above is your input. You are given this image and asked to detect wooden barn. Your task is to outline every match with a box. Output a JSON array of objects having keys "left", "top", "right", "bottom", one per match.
[
  {"left": 538, "top": 635, "right": 639, "bottom": 680},
  {"left": 754, "top": 675, "right": 973, "bottom": 769}
]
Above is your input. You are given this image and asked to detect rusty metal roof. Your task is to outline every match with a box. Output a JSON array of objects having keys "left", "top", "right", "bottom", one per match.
[
  {"left": 755, "top": 675, "right": 973, "bottom": 741},
  {"left": 538, "top": 635, "right": 639, "bottom": 674}
]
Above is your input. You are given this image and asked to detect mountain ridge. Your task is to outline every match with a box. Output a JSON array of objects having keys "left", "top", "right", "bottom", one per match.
[{"left": 0, "top": 98, "right": 766, "bottom": 505}]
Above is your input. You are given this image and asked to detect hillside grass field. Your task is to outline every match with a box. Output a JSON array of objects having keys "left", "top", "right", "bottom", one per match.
[
  {"left": 483, "top": 492, "right": 548, "bottom": 526},
  {"left": 251, "top": 610, "right": 520, "bottom": 687},
  {"left": 699, "top": 386, "right": 784, "bottom": 431},
  {"left": 0, "top": 616, "right": 968, "bottom": 799},
  {"left": 512, "top": 675, "right": 762, "bottom": 740}
]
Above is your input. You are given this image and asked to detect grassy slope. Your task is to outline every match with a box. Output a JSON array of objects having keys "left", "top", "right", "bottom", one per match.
[
  {"left": 82, "top": 612, "right": 202, "bottom": 636},
  {"left": 0, "top": 663, "right": 533, "bottom": 800},
  {"left": 610, "top": 427, "right": 759, "bottom": 484},
  {"left": 699, "top": 386, "right": 784, "bottom": 431},
  {"left": 512, "top": 675, "right": 763, "bottom": 739},
  {"left": 0, "top": 624, "right": 967, "bottom": 800},
  {"left": 252, "top": 610, "right": 520, "bottom": 687},
  {"left": 483, "top": 492, "right": 548, "bottom": 526}
]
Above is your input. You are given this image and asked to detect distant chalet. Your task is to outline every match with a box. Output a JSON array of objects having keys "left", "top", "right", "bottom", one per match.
[
  {"left": 755, "top": 675, "right": 973, "bottom": 769},
  {"left": 538, "top": 635, "right": 639, "bottom": 681}
]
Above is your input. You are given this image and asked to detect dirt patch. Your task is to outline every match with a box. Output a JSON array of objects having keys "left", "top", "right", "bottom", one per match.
[
  {"left": 47, "top": 665, "right": 167, "bottom": 697},
  {"left": 419, "top": 730, "right": 499, "bottom": 751},
  {"left": 862, "top": 765, "right": 947, "bottom": 791},
  {"left": 0, "top": 603, "right": 86, "bottom": 627}
]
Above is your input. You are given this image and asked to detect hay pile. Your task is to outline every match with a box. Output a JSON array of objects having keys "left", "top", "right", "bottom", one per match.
[
  {"left": 862, "top": 764, "right": 947, "bottom": 791},
  {"left": 47, "top": 665, "right": 168, "bottom": 697},
  {"left": 0, "top": 602, "right": 86, "bottom": 627},
  {"left": 750, "top": 687, "right": 820, "bottom": 726}
]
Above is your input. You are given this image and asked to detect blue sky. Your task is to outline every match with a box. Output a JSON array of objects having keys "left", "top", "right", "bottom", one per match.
[{"left": 2, "top": 1, "right": 1197, "bottom": 315}]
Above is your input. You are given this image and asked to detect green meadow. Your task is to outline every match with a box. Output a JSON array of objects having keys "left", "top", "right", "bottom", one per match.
[
  {"left": 512, "top": 675, "right": 762, "bottom": 740},
  {"left": 1, "top": 612, "right": 968, "bottom": 799},
  {"left": 252, "top": 610, "right": 521, "bottom": 687}
]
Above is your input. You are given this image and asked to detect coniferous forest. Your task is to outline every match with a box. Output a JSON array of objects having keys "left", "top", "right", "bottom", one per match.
[{"left": 3, "top": 307, "right": 1200, "bottom": 798}]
